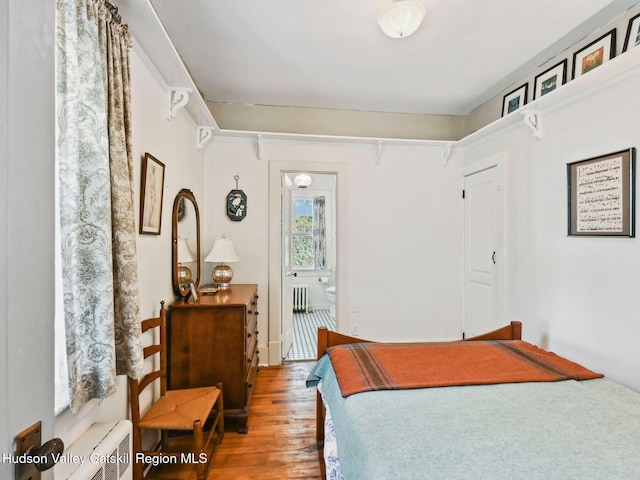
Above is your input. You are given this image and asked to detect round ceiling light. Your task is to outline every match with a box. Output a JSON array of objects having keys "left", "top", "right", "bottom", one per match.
[
  {"left": 294, "top": 174, "right": 312, "bottom": 188},
  {"left": 377, "top": 1, "right": 426, "bottom": 39}
]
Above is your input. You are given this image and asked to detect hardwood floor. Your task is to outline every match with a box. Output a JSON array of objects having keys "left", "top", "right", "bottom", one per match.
[
  {"left": 147, "top": 362, "right": 324, "bottom": 479},
  {"left": 210, "top": 362, "right": 324, "bottom": 479}
]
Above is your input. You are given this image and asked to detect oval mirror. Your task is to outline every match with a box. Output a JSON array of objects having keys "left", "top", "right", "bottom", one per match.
[{"left": 172, "top": 189, "right": 201, "bottom": 298}]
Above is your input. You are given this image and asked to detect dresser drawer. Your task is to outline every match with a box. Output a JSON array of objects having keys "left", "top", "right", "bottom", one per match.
[
  {"left": 246, "top": 314, "right": 257, "bottom": 350},
  {"left": 246, "top": 332, "right": 258, "bottom": 372},
  {"left": 246, "top": 349, "right": 259, "bottom": 387},
  {"left": 246, "top": 294, "right": 258, "bottom": 325}
]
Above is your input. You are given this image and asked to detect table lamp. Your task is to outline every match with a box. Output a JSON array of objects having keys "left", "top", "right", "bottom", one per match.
[{"left": 205, "top": 235, "right": 240, "bottom": 289}]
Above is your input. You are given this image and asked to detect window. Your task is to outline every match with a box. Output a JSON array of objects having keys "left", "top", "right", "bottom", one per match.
[
  {"left": 292, "top": 198, "right": 314, "bottom": 269},
  {"left": 291, "top": 196, "right": 327, "bottom": 271}
]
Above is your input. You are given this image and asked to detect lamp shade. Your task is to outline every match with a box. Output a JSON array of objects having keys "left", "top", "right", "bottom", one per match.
[
  {"left": 205, "top": 236, "right": 240, "bottom": 263},
  {"left": 377, "top": 1, "right": 426, "bottom": 39},
  {"left": 177, "top": 238, "right": 195, "bottom": 263}
]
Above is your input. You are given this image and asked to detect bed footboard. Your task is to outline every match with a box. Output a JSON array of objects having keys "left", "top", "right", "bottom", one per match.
[{"left": 315, "top": 321, "right": 522, "bottom": 443}]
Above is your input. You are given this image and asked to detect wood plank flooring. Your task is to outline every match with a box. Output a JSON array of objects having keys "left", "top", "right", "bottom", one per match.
[{"left": 147, "top": 362, "right": 324, "bottom": 479}]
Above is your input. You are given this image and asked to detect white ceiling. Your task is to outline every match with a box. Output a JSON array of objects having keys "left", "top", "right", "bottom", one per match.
[{"left": 149, "top": 0, "right": 636, "bottom": 118}]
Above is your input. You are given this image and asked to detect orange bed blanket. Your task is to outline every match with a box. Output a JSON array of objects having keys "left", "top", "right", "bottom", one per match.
[{"left": 327, "top": 340, "right": 603, "bottom": 397}]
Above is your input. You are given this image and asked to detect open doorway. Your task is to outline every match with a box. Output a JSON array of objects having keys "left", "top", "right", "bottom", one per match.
[
  {"left": 283, "top": 172, "right": 337, "bottom": 361},
  {"left": 268, "top": 161, "right": 348, "bottom": 366}
]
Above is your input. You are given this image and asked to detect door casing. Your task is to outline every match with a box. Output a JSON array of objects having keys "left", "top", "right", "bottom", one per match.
[{"left": 268, "top": 160, "right": 348, "bottom": 365}]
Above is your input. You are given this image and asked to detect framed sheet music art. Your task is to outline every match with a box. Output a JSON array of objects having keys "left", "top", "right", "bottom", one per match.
[{"left": 567, "top": 148, "right": 635, "bottom": 237}]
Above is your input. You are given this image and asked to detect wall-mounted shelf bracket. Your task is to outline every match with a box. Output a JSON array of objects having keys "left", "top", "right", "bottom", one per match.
[
  {"left": 196, "top": 126, "right": 214, "bottom": 150},
  {"left": 257, "top": 135, "right": 264, "bottom": 160},
  {"left": 442, "top": 143, "right": 453, "bottom": 166},
  {"left": 375, "top": 141, "right": 383, "bottom": 165},
  {"left": 521, "top": 110, "right": 542, "bottom": 139},
  {"left": 168, "top": 87, "right": 192, "bottom": 120}
]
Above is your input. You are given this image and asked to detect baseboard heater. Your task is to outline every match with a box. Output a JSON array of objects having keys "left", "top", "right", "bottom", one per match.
[
  {"left": 293, "top": 283, "right": 309, "bottom": 313},
  {"left": 53, "top": 420, "right": 133, "bottom": 480}
]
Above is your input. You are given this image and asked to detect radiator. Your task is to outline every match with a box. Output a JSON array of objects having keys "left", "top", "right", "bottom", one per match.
[
  {"left": 54, "top": 420, "right": 133, "bottom": 480},
  {"left": 293, "top": 283, "right": 309, "bottom": 312}
]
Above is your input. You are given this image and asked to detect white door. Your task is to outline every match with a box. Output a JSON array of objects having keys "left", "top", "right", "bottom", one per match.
[
  {"left": 280, "top": 174, "right": 294, "bottom": 359},
  {"left": 463, "top": 165, "right": 504, "bottom": 337}
]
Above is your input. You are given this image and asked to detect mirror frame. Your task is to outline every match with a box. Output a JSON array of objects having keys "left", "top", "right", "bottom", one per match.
[{"left": 172, "top": 188, "right": 201, "bottom": 298}]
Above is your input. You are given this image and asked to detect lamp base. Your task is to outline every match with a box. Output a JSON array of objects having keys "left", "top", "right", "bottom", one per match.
[
  {"left": 212, "top": 264, "right": 233, "bottom": 290},
  {"left": 178, "top": 265, "right": 192, "bottom": 287}
]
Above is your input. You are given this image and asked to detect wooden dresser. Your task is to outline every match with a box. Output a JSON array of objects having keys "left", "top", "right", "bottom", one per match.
[{"left": 167, "top": 284, "right": 259, "bottom": 433}]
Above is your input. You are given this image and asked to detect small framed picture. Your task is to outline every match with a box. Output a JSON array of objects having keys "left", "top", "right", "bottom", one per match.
[
  {"left": 226, "top": 189, "right": 247, "bottom": 221},
  {"left": 623, "top": 12, "right": 640, "bottom": 52},
  {"left": 502, "top": 83, "right": 528, "bottom": 117},
  {"left": 139, "top": 153, "right": 165, "bottom": 235},
  {"left": 572, "top": 29, "right": 616, "bottom": 79},
  {"left": 533, "top": 59, "right": 567, "bottom": 100},
  {"left": 567, "top": 148, "right": 635, "bottom": 237}
]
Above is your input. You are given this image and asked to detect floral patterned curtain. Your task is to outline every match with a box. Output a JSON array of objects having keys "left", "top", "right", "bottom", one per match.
[
  {"left": 313, "top": 196, "right": 327, "bottom": 270},
  {"left": 56, "top": 0, "right": 142, "bottom": 413}
]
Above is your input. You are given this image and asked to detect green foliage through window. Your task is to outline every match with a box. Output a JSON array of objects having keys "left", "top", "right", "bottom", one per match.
[{"left": 292, "top": 198, "right": 314, "bottom": 268}]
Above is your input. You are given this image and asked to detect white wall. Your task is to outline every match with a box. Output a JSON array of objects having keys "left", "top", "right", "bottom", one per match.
[
  {"left": 463, "top": 66, "right": 640, "bottom": 392},
  {"left": 204, "top": 139, "right": 465, "bottom": 353}
]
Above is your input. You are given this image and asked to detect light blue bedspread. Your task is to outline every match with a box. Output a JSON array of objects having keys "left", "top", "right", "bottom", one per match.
[{"left": 307, "top": 355, "right": 640, "bottom": 480}]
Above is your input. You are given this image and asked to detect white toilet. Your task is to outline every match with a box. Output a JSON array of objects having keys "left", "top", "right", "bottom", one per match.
[{"left": 326, "top": 286, "right": 336, "bottom": 318}]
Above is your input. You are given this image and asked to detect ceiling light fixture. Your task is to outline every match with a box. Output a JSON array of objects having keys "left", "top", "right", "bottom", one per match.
[
  {"left": 377, "top": 1, "right": 426, "bottom": 39},
  {"left": 294, "top": 174, "right": 312, "bottom": 189}
]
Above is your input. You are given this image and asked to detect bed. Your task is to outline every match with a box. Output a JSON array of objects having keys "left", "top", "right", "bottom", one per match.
[{"left": 306, "top": 322, "right": 640, "bottom": 480}]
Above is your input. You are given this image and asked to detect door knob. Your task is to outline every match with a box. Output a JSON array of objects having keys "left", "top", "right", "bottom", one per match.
[
  {"left": 29, "top": 438, "right": 65, "bottom": 471},
  {"left": 286, "top": 272, "right": 297, "bottom": 277},
  {"left": 492, "top": 251, "right": 496, "bottom": 264},
  {"left": 15, "top": 421, "right": 65, "bottom": 480}
]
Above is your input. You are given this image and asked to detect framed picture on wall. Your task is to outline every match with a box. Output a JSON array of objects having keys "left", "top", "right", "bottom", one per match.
[
  {"left": 567, "top": 148, "right": 635, "bottom": 237},
  {"left": 139, "top": 153, "right": 165, "bottom": 235},
  {"left": 572, "top": 29, "right": 616, "bottom": 79},
  {"left": 501, "top": 83, "right": 528, "bottom": 117},
  {"left": 623, "top": 12, "right": 640, "bottom": 52},
  {"left": 533, "top": 59, "right": 567, "bottom": 99}
]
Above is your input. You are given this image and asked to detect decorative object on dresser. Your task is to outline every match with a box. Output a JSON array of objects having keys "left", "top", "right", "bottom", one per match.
[
  {"left": 205, "top": 235, "right": 240, "bottom": 290},
  {"left": 168, "top": 284, "right": 259, "bottom": 433},
  {"left": 129, "top": 302, "right": 224, "bottom": 480},
  {"left": 172, "top": 189, "right": 201, "bottom": 299}
]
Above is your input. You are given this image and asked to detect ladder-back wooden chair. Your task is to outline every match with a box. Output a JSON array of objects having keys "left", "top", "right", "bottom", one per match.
[{"left": 129, "top": 301, "right": 224, "bottom": 480}]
